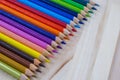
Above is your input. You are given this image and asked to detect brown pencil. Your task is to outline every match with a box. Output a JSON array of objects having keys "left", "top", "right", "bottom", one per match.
[
  {"left": 0, "top": 53, "right": 35, "bottom": 77},
  {"left": 0, "top": 45, "right": 38, "bottom": 72}
]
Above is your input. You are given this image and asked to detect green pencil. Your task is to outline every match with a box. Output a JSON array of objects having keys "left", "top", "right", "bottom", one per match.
[
  {"left": 0, "top": 61, "right": 29, "bottom": 80},
  {"left": 63, "top": 0, "right": 93, "bottom": 13},
  {"left": 51, "top": 0, "right": 90, "bottom": 17}
]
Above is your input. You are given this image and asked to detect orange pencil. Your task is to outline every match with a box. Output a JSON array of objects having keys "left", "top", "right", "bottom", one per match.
[
  {"left": 0, "top": 4, "right": 66, "bottom": 39},
  {"left": 1, "top": 0, "right": 70, "bottom": 36}
]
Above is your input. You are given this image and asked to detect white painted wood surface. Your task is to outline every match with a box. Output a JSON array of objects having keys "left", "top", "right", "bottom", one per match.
[{"left": 0, "top": 0, "right": 120, "bottom": 80}]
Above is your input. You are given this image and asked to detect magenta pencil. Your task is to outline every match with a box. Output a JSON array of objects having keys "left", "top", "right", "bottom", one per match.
[{"left": 0, "top": 20, "right": 54, "bottom": 52}]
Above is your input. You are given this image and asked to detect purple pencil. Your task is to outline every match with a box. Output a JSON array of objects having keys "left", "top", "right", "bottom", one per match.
[
  {"left": 0, "top": 14, "right": 59, "bottom": 48},
  {"left": 0, "top": 20, "right": 55, "bottom": 52}
]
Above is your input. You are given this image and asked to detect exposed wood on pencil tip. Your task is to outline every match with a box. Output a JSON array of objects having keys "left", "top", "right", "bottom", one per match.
[
  {"left": 48, "top": 53, "right": 54, "bottom": 58},
  {"left": 34, "top": 59, "right": 41, "bottom": 66}
]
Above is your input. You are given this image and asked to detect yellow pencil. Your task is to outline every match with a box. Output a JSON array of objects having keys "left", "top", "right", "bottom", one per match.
[{"left": 0, "top": 33, "right": 50, "bottom": 63}]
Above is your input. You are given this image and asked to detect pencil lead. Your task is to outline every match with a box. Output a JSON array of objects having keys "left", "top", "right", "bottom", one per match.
[
  {"left": 79, "top": 21, "right": 84, "bottom": 24},
  {"left": 32, "top": 75, "right": 37, "bottom": 77},
  {"left": 36, "top": 69, "right": 42, "bottom": 73},
  {"left": 69, "top": 33, "right": 74, "bottom": 36},
  {"left": 57, "top": 46, "right": 62, "bottom": 49},
  {"left": 74, "top": 24, "right": 80, "bottom": 28},
  {"left": 49, "top": 54, "right": 54, "bottom": 58},
  {"left": 45, "top": 59, "right": 50, "bottom": 63},
  {"left": 94, "top": 4, "right": 100, "bottom": 7},
  {"left": 83, "top": 18, "right": 87, "bottom": 21},
  {"left": 86, "top": 13, "right": 91, "bottom": 17},
  {"left": 39, "top": 63, "right": 46, "bottom": 68},
  {"left": 64, "top": 36, "right": 70, "bottom": 40},
  {"left": 92, "top": 7, "right": 97, "bottom": 10},
  {"left": 61, "top": 41, "right": 66, "bottom": 44},
  {"left": 88, "top": 10, "right": 94, "bottom": 14},
  {"left": 72, "top": 28, "right": 77, "bottom": 32},
  {"left": 52, "top": 50, "right": 58, "bottom": 53}
]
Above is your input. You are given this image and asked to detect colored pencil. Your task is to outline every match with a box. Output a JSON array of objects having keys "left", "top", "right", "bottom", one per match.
[
  {"left": 73, "top": 0, "right": 98, "bottom": 10},
  {"left": 0, "top": 4, "right": 67, "bottom": 39},
  {"left": 8, "top": 0, "right": 73, "bottom": 31},
  {"left": 0, "top": 10, "right": 64, "bottom": 44},
  {"left": 0, "top": 33, "right": 50, "bottom": 63},
  {"left": 50, "top": 0, "right": 90, "bottom": 17},
  {"left": 1, "top": 0, "right": 71, "bottom": 36},
  {"left": 0, "top": 46, "right": 38, "bottom": 72},
  {"left": 0, "top": 26, "right": 53, "bottom": 58},
  {"left": 29, "top": 0, "right": 84, "bottom": 24},
  {"left": 0, "top": 40, "right": 42, "bottom": 66},
  {"left": 18, "top": 0, "right": 80, "bottom": 28},
  {"left": 0, "top": 53, "right": 34, "bottom": 77},
  {"left": 0, "top": 25, "right": 54, "bottom": 56},
  {"left": 63, "top": 0, "right": 93, "bottom": 13},
  {"left": 40, "top": 0, "right": 87, "bottom": 21},
  {"left": 0, "top": 14, "right": 59, "bottom": 49},
  {"left": 0, "top": 61, "right": 29, "bottom": 80},
  {"left": 0, "top": 20, "right": 55, "bottom": 52}
]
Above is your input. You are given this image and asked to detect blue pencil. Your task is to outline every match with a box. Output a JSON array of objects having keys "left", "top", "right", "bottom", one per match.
[
  {"left": 18, "top": 0, "right": 80, "bottom": 28},
  {"left": 29, "top": 0, "right": 84, "bottom": 24},
  {"left": 40, "top": 0, "right": 87, "bottom": 21},
  {"left": 0, "top": 10, "right": 64, "bottom": 44},
  {"left": 73, "top": 0, "right": 98, "bottom": 10}
]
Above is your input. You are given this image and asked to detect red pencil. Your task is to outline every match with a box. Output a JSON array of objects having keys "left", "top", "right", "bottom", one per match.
[
  {"left": 1, "top": 0, "right": 71, "bottom": 36},
  {"left": 7, "top": 0, "right": 76, "bottom": 32}
]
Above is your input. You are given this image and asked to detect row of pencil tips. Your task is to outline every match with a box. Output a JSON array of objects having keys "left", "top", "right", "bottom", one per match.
[{"left": 0, "top": 0, "right": 99, "bottom": 80}]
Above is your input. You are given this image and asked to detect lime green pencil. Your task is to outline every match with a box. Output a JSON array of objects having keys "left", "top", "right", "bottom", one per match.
[
  {"left": 51, "top": 0, "right": 90, "bottom": 17},
  {"left": 63, "top": 0, "right": 93, "bottom": 13},
  {"left": 0, "top": 61, "right": 29, "bottom": 80}
]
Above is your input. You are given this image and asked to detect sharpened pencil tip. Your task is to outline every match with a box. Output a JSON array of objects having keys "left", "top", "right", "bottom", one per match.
[
  {"left": 92, "top": 7, "right": 97, "bottom": 10},
  {"left": 95, "top": 4, "right": 100, "bottom": 7},
  {"left": 52, "top": 50, "right": 58, "bottom": 53},
  {"left": 64, "top": 36, "right": 70, "bottom": 40},
  {"left": 75, "top": 24, "right": 80, "bottom": 28},
  {"left": 36, "top": 69, "right": 42, "bottom": 73},
  {"left": 88, "top": 10, "right": 94, "bottom": 14},
  {"left": 72, "top": 28, "right": 77, "bottom": 32},
  {"left": 45, "top": 59, "right": 50, "bottom": 63},
  {"left": 49, "top": 54, "right": 54, "bottom": 58},
  {"left": 86, "top": 13, "right": 91, "bottom": 17},
  {"left": 83, "top": 18, "right": 87, "bottom": 21},
  {"left": 61, "top": 41, "right": 66, "bottom": 44},
  {"left": 39, "top": 63, "right": 46, "bottom": 67},
  {"left": 79, "top": 21, "right": 84, "bottom": 24},
  {"left": 69, "top": 33, "right": 74, "bottom": 36},
  {"left": 57, "top": 46, "right": 62, "bottom": 49}
]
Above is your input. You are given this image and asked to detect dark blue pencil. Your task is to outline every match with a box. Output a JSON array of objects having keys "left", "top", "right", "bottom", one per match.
[
  {"left": 18, "top": 0, "right": 80, "bottom": 28},
  {"left": 40, "top": 0, "right": 87, "bottom": 21},
  {"left": 0, "top": 10, "right": 64, "bottom": 44}
]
